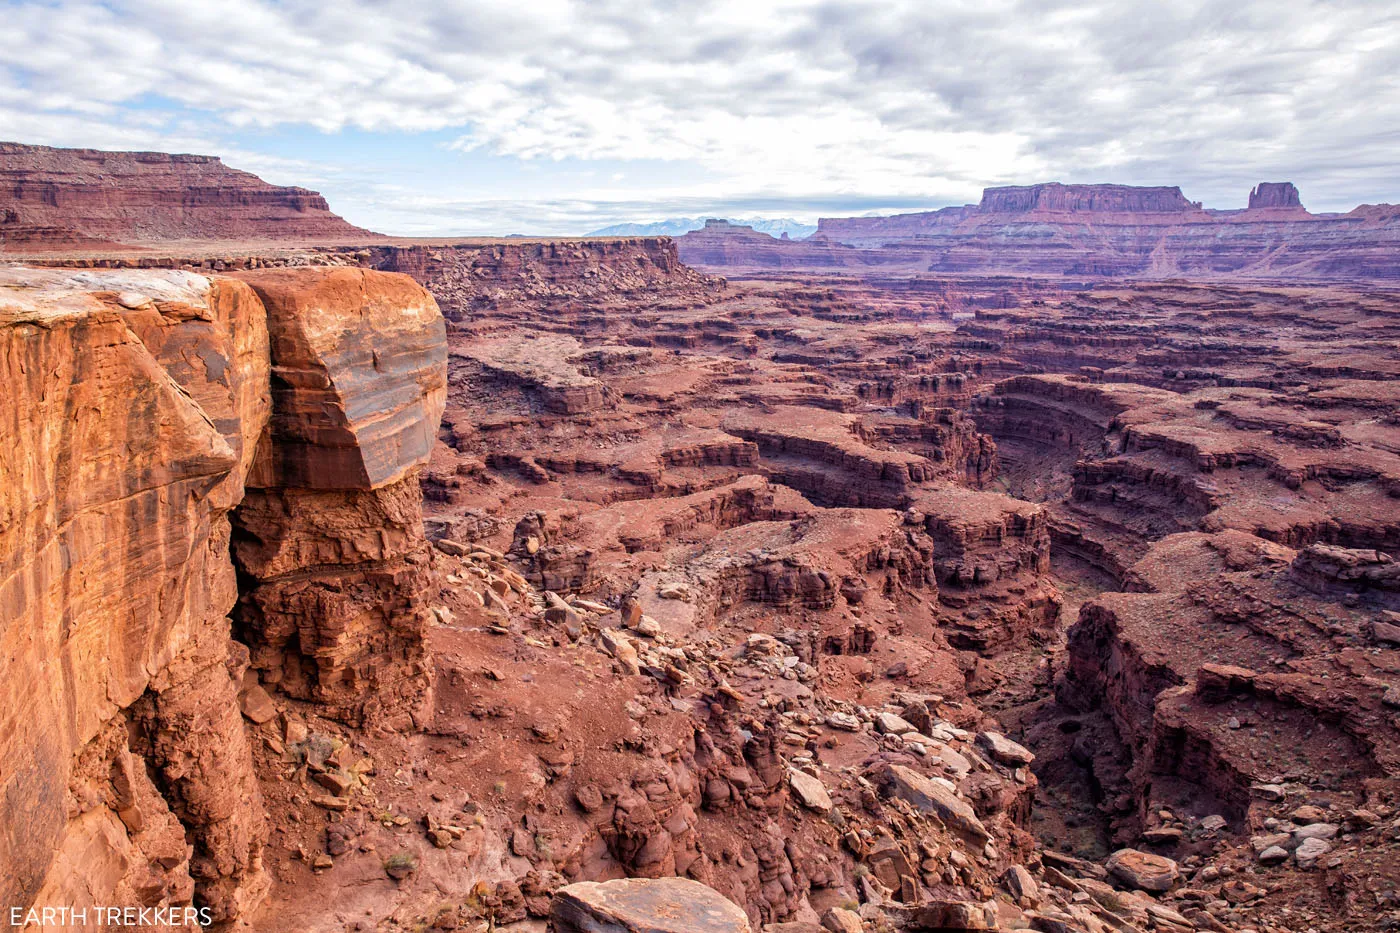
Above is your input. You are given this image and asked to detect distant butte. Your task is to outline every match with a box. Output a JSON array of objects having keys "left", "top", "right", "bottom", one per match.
[{"left": 1249, "top": 181, "right": 1304, "bottom": 209}]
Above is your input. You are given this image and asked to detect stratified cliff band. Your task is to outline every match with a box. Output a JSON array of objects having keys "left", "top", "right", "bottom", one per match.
[
  {"left": 676, "top": 182, "right": 1400, "bottom": 281},
  {"left": 0, "top": 266, "right": 445, "bottom": 924}
]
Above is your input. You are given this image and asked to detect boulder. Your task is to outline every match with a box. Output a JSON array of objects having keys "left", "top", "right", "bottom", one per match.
[
  {"left": 552, "top": 878, "right": 751, "bottom": 933},
  {"left": 875, "top": 712, "right": 916, "bottom": 735},
  {"left": 910, "top": 900, "right": 997, "bottom": 930},
  {"left": 1105, "top": 849, "right": 1179, "bottom": 892},
  {"left": 977, "top": 731, "right": 1035, "bottom": 767},
  {"left": 1292, "top": 822, "right": 1338, "bottom": 842},
  {"left": 820, "top": 907, "right": 862, "bottom": 933},
  {"left": 1294, "top": 837, "right": 1332, "bottom": 869},
  {"left": 1002, "top": 864, "right": 1039, "bottom": 904},
  {"left": 826, "top": 712, "right": 861, "bottom": 732},
  {"left": 880, "top": 764, "right": 989, "bottom": 843},
  {"left": 788, "top": 769, "right": 833, "bottom": 814}
]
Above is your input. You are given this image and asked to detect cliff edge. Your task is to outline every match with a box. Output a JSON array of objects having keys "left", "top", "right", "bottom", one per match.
[{"left": 0, "top": 265, "right": 445, "bottom": 924}]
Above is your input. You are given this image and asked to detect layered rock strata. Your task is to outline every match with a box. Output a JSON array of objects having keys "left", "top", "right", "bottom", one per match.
[
  {"left": 678, "top": 182, "right": 1400, "bottom": 281},
  {"left": 231, "top": 268, "right": 447, "bottom": 727},
  {"left": 0, "top": 265, "right": 445, "bottom": 923},
  {"left": 0, "top": 142, "right": 370, "bottom": 250},
  {"left": 1062, "top": 531, "right": 1400, "bottom": 842}
]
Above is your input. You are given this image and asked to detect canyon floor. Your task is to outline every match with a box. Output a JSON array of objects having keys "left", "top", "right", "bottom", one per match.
[
  {"left": 238, "top": 250, "right": 1400, "bottom": 932},
  {"left": 6, "top": 241, "right": 1400, "bottom": 933}
]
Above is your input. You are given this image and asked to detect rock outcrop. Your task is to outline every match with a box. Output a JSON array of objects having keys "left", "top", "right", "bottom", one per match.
[
  {"left": 0, "top": 142, "right": 371, "bottom": 251},
  {"left": 0, "top": 265, "right": 445, "bottom": 923},
  {"left": 977, "top": 183, "right": 1201, "bottom": 214},
  {"left": 231, "top": 269, "right": 446, "bottom": 728},
  {"left": 1248, "top": 182, "right": 1303, "bottom": 210}
]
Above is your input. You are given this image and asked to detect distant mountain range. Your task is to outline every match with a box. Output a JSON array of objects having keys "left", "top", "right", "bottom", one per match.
[{"left": 587, "top": 216, "right": 816, "bottom": 239}]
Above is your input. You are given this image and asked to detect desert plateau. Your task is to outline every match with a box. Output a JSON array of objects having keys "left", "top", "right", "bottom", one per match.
[{"left": 3, "top": 4, "right": 1399, "bottom": 933}]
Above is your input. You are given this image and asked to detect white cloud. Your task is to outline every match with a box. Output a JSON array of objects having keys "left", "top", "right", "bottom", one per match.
[{"left": 1, "top": 0, "right": 1398, "bottom": 232}]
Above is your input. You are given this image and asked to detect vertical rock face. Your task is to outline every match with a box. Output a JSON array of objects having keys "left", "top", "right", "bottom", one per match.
[
  {"left": 0, "top": 269, "right": 272, "bottom": 921},
  {"left": 0, "top": 265, "right": 446, "bottom": 921},
  {"left": 237, "top": 268, "right": 447, "bottom": 490},
  {"left": 231, "top": 268, "right": 447, "bottom": 728}
]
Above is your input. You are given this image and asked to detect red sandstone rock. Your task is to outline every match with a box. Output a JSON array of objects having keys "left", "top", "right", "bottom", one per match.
[
  {"left": 680, "top": 182, "right": 1400, "bottom": 282},
  {"left": 234, "top": 267, "right": 447, "bottom": 489},
  {"left": 0, "top": 269, "right": 271, "bottom": 920},
  {"left": 552, "top": 878, "right": 751, "bottom": 933},
  {"left": 0, "top": 142, "right": 371, "bottom": 251},
  {"left": 1248, "top": 182, "right": 1303, "bottom": 210},
  {"left": 9, "top": 197, "right": 1400, "bottom": 933},
  {"left": 0, "top": 265, "right": 445, "bottom": 923}
]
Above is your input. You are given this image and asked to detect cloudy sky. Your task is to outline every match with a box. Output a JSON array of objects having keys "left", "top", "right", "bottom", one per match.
[{"left": 3, "top": 0, "right": 1398, "bottom": 234}]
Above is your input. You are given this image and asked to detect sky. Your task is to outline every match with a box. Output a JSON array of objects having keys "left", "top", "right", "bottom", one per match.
[{"left": 2, "top": 0, "right": 1398, "bottom": 235}]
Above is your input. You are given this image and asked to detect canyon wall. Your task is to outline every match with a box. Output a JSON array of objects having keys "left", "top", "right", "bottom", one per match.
[
  {"left": 0, "top": 266, "right": 445, "bottom": 923},
  {"left": 0, "top": 142, "right": 371, "bottom": 250},
  {"left": 976, "top": 183, "right": 1202, "bottom": 214},
  {"left": 678, "top": 183, "right": 1400, "bottom": 281},
  {"left": 367, "top": 238, "right": 720, "bottom": 324}
]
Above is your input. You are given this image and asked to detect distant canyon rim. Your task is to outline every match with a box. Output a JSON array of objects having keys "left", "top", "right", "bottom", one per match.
[{"left": 2, "top": 141, "right": 1399, "bottom": 933}]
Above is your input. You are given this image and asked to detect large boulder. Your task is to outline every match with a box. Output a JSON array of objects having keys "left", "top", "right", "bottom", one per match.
[
  {"left": 977, "top": 731, "right": 1035, "bottom": 767},
  {"left": 879, "top": 764, "right": 989, "bottom": 843},
  {"left": 788, "top": 769, "right": 833, "bottom": 814},
  {"left": 1106, "top": 849, "right": 1179, "bottom": 892},
  {"left": 552, "top": 878, "right": 751, "bottom": 933},
  {"left": 234, "top": 267, "right": 447, "bottom": 490}
]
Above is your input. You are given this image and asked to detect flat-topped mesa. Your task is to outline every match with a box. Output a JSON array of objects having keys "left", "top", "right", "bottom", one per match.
[
  {"left": 672, "top": 220, "right": 810, "bottom": 270},
  {"left": 707, "top": 180, "right": 1400, "bottom": 281},
  {"left": 0, "top": 141, "right": 372, "bottom": 249},
  {"left": 231, "top": 268, "right": 447, "bottom": 728},
  {"left": 0, "top": 265, "right": 446, "bottom": 924},
  {"left": 1248, "top": 181, "right": 1303, "bottom": 210},
  {"left": 455, "top": 333, "right": 612, "bottom": 414},
  {"left": 978, "top": 183, "right": 1202, "bottom": 214}
]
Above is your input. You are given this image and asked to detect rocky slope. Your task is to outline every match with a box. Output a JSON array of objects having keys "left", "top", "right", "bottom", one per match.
[
  {"left": 677, "top": 183, "right": 1400, "bottom": 282},
  {"left": 0, "top": 142, "right": 371, "bottom": 250},
  {"left": 8, "top": 226, "right": 1400, "bottom": 933},
  {"left": 0, "top": 266, "right": 445, "bottom": 925}
]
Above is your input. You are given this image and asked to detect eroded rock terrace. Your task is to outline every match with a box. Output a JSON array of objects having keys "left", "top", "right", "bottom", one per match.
[{"left": 6, "top": 244, "right": 1400, "bottom": 933}]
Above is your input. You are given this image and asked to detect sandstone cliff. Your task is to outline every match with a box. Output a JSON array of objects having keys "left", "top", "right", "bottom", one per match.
[
  {"left": 1248, "top": 181, "right": 1303, "bottom": 209},
  {"left": 679, "top": 183, "right": 1400, "bottom": 281},
  {"left": 977, "top": 183, "right": 1201, "bottom": 214},
  {"left": 367, "top": 237, "right": 719, "bottom": 324},
  {"left": 0, "top": 265, "right": 445, "bottom": 923},
  {"left": 0, "top": 142, "right": 371, "bottom": 251}
]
